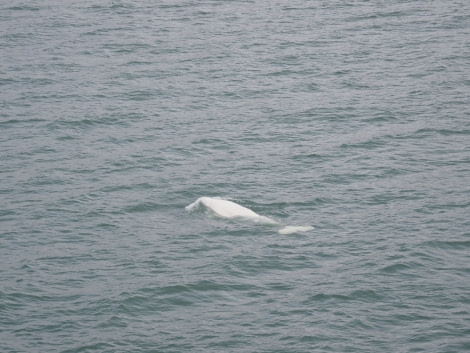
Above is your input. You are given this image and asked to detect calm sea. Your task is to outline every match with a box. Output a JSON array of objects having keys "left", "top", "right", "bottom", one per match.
[{"left": 1, "top": 1, "right": 469, "bottom": 352}]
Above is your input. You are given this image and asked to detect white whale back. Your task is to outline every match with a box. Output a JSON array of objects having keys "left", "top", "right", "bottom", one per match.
[
  {"left": 186, "top": 197, "right": 279, "bottom": 225},
  {"left": 186, "top": 197, "right": 313, "bottom": 234},
  {"left": 200, "top": 197, "right": 261, "bottom": 219}
]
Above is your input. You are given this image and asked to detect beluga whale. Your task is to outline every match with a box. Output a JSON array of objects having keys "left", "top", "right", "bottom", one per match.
[{"left": 185, "top": 197, "right": 314, "bottom": 234}]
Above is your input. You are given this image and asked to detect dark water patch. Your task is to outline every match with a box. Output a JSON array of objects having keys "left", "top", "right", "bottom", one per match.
[
  {"left": 309, "top": 292, "right": 351, "bottom": 304},
  {"left": 62, "top": 342, "right": 117, "bottom": 353},
  {"left": 4, "top": 5, "right": 41, "bottom": 11},
  {"left": 0, "top": 117, "right": 47, "bottom": 127},
  {"left": 417, "top": 127, "right": 470, "bottom": 137},
  {"left": 46, "top": 117, "right": 129, "bottom": 132},
  {"left": 379, "top": 262, "right": 424, "bottom": 276},
  {"left": 123, "top": 201, "right": 167, "bottom": 214},
  {"left": 424, "top": 239, "right": 470, "bottom": 251}
]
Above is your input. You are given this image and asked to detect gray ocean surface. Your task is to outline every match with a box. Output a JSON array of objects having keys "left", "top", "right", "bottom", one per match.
[{"left": 1, "top": 1, "right": 470, "bottom": 352}]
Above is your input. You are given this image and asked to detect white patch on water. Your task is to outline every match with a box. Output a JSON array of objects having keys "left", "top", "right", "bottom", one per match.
[
  {"left": 278, "top": 225, "right": 315, "bottom": 235},
  {"left": 186, "top": 197, "right": 313, "bottom": 234}
]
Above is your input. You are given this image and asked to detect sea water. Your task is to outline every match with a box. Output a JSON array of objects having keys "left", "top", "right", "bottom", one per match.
[{"left": 1, "top": 1, "right": 469, "bottom": 352}]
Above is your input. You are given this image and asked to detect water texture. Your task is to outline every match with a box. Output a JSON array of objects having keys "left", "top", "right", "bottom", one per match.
[{"left": 1, "top": 1, "right": 469, "bottom": 352}]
